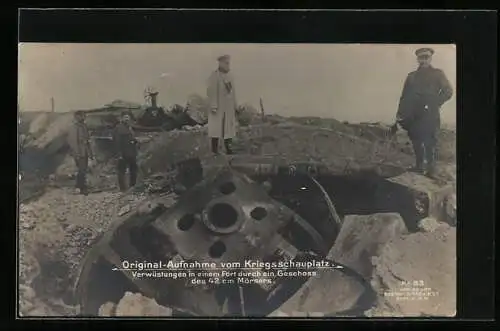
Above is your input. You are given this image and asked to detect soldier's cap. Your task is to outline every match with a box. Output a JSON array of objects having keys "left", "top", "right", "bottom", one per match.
[
  {"left": 217, "top": 54, "right": 230, "bottom": 62},
  {"left": 415, "top": 47, "right": 435, "bottom": 57},
  {"left": 74, "top": 110, "right": 85, "bottom": 117}
]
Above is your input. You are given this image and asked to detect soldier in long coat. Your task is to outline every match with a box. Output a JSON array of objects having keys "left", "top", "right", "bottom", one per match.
[
  {"left": 395, "top": 47, "right": 453, "bottom": 178},
  {"left": 67, "top": 111, "right": 94, "bottom": 195},
  {"left": 206, "top": 55, "right": 238, "bottom": 154}
]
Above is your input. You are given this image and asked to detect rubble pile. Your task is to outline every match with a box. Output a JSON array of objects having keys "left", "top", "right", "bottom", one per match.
[
  {"left": 18, "top": 187, "right": 167, "bottom": 316},
  {"left": 98, "top": 292, "right": 173, "bottom": 317}
]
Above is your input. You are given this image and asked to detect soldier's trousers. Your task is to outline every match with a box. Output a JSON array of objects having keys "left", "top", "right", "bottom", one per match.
[
  {"left": 410, "top": 132, "right": 437, "bottom": 171},
  {"left": 117, "top": 156, "right": 138, "bottom": 191},
  {"left": 74, "top": 155, "right": 89, "bottom": 191}
]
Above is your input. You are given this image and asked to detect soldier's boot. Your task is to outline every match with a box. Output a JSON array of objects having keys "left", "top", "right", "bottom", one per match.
[
  {"left": 224, "top": 138, "right": 233, "bottom": 155},
  {"left": 80, "top": 185, "right": 89, "bottom": 196},
  {"left": 76, "top": 169, "right": 88, "bottom": 195},
  {"left": 426, "top": 163, "right": 438, "bottom": 179},
  {"left": 211, "top": 138, "right": 219, "bottom": 154}
]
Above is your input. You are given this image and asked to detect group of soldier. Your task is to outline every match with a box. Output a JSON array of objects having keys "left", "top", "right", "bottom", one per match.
[
  {"left": 67, "top": 47, "right": 453, "bottom": 195},
  {"left": 67, "top": 111, "right": 138, "bottom": 195}
]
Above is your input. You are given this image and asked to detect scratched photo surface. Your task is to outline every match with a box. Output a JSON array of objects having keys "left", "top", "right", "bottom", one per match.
[{"left": 18, "top": 43, "right": 456, "bottom": 317}]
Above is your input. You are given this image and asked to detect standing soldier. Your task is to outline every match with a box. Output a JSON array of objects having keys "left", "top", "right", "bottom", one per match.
[
  {"left": 394, "top": 47, "right": 453, "bottom": 178},
  {"left": 207, "top": 54, "right": 238, "bottom": 155},
  {"left": 113, "top": 112, "right": 139, "bottom": 192},
  {"left": 67, "top": 111, "right": 94, "bottom": 195}
]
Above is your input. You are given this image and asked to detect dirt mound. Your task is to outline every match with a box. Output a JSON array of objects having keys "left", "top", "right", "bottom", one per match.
[
  {"left": 27, "top": 112, "right": 73, "bottom": 153},
  {"left": 28, "top": 113, "right": 51, "bottom": 137},
  {"left": 368, "top": 224, "right": 456, "bottom": 317},
  {"left": 20, "top": 110, "right": 456, "bottom": 185},
  {"left": 138, "top": 122, "right": 417, "bottom": 179}
]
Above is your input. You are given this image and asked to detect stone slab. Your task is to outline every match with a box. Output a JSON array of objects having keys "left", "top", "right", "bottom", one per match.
[
  {"left": 375, "top": 172, "right": 455, "bottom": 231},
  {"left": 269, "top": 212, "right": 407, "bottom": 317}
]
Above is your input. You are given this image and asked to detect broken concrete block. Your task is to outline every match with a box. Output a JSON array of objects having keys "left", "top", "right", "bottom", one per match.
[
  {"left": 98, "top": 302, "right": 116, "bottom": 316},
  {"left": 370, "top": 224, "right": 456, "bottom": 317},
  {"left": 268, "top": 269, "right": 366, "bottom": 317},
  {"left": 329, "top": 213, "right": 408, "bottom": 278},
  {"left": 269, "top": 213, "right": 407, "bottom": 317},
  {"left": 114, "top": 292, "right": 172, "bottom": 316},
  {"left": 417, "top": 217, "right": 447, "bottom": 233},
  {"left": 375, "top": 172, "right": 455, "bottom": 231}
]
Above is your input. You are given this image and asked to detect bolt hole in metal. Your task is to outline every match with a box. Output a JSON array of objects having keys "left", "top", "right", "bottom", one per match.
[
  {"left": 208, "top": 203, "right": 238, "bottom": 229},
  {"left": 250, "top": 207, "right": 267, "bottom": 221},
  {"left": 208, "top": 240, "right": 226, "bottom": 258},
  {"left": 177, "top": 214, "right": 196, "bottom": 231},
  {"left": 219, "top": 181, "right": 236, "bottom": 195}
]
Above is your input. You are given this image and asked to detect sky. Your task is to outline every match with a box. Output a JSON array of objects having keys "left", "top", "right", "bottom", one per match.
[{"left": 18, "top": 43, "right": 456, "bottom": 124}]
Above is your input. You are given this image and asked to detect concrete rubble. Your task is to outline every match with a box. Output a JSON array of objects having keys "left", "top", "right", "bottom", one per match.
[
  {"left": 18, "top": 186, "right": 176, "bottom": 316},
  {"left": 417, "top": 217, "right": 447, "bottom": 233},
  {"left": 98, "top": 292, "right": 173, "bottom": 317},
  {"left": 330, "top": 213, "right": 408, "bottom": 278},
  {"left": 270, "top": 211, "right": 456, "bottom": 318},
  {"left": 369, "top": 224, "right": 456, "bottom": 317},
  {"left": 270, "top": 213, "right": 407, "bottom": 316},
  {"left": 375, "top": 171, "right": 455, "bottom": 231}
]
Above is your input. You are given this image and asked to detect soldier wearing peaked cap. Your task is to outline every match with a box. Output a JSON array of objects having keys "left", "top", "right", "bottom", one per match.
[
  {"left": 415, "top": 47, "right": 435, "bottom": 56},
  {"left": 206, "top": 54, "right": 238, "bottom": 155},
  {"left": 394, "top": 47, "right": 453, "bottom": 178}
]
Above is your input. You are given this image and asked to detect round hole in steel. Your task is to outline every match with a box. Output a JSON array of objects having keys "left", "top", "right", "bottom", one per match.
[
  {"left": 208, "top": 203, "right": 238, "bottom": 229},
  {"left": 208, "top": 241, "right": 226, "bottom": 258},
  {"left": 250, "top": 207, "right": 267, "bottom": 221},
  {"left": 177, "top": 214, "right": 195, "bottom": 231},
  {"left": 219, "top": 182, "right": 236, "bottom": 195}
]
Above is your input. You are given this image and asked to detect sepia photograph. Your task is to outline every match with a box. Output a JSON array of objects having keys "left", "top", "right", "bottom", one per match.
[{"left": 18, "top": 43, "right": 457, "bottom": 318}]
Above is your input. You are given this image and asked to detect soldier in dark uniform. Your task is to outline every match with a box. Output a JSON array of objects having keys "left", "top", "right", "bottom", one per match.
[
  {"left": 67, "top": 111, "right": 94, "bottom": 195},
  {"left": 394, "top": 47, "right": 453, "bottom": 178},
  {"left": 112, "top": 112, "right": 139, "bottom": 192}
]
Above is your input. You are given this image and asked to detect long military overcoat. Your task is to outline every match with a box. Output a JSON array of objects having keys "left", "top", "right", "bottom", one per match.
[
  {"left": 206, "top": 70, "right": 237, "bottom": 139},
  {"left": 397, "top": 66, "right": 453, "bottom": 139},
  {"left": 67, "top": 122, "right": 92, "bottom": 158}
]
